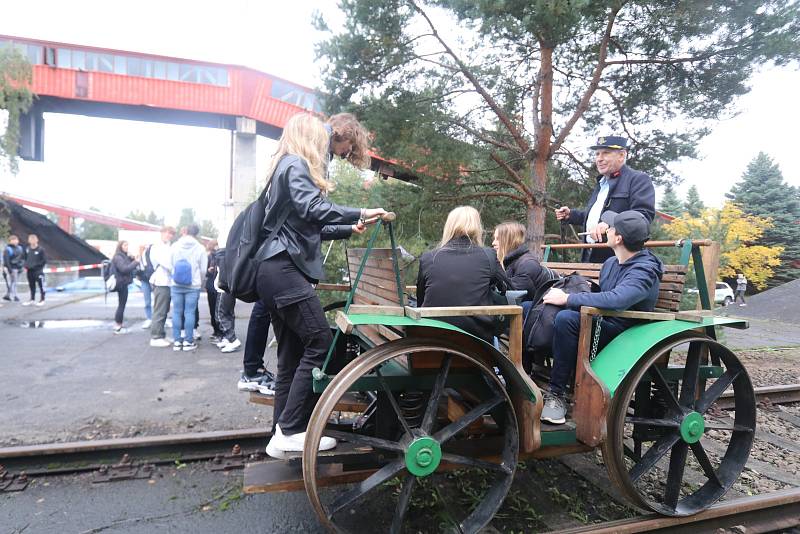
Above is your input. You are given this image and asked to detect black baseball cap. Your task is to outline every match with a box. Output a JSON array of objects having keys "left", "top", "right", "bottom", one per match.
[
  {"left": 590, "top": 135, "right": 629, "bottom": 150},
  {"left": 601, "top": 210, "right": 650, "bottom": 247}
]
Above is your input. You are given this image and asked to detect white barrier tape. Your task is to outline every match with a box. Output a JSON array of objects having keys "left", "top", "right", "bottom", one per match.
[{"left": 42, "top": 263, "right": 104, "bottom": 274}]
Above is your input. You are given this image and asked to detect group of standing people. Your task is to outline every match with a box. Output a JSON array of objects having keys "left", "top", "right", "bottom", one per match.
[
  {"left": 2, "top": 233, "right": 47, "bottom": 307},
  {"left": 111, "top": 224, "right": 207, "bottom": 348}
]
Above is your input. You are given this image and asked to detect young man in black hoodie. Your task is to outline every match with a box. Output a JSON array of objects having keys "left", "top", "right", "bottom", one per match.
[
  {"left": 22, "top": 234, "right": 47, "bottom": 306},
  {"left": 540, "top": 210, "right": 663, "bottom": 424}
]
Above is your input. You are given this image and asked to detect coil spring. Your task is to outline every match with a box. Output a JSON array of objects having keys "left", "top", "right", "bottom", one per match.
[{"left": 399, "top": 391, "right": 426, "bottom": 428}]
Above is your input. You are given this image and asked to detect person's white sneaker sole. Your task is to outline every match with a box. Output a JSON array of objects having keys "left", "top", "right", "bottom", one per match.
[
  {"left": 150, "top": 339, "right": 171, "bottom": 348},
  {"left": 221, "top": 339, "right": 242, "bottom": 353},
  {"left": 141, "top": 320, "right": 152, "bottom": 329}
]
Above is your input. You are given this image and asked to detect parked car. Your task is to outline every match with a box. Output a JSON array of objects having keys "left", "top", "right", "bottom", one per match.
[{"left": 688, "top": 281, "right": 734, "bottom": 306}]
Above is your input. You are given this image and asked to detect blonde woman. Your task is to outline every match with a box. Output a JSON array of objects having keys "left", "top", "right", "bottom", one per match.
[
  {"left": 492, "top": 222, "right": 557, "bottom": 302},
  {"left": 416, "top": 206, "right": 510, "bottom": 342},
  {"left": 255, "top": 113, "right": 387, "bottom": 459}
]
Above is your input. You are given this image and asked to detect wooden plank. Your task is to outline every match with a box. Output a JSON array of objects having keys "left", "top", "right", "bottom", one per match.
[
  {"left": 656, "top": 299, "right": 681, "bottom": 312},
  {"left": 543, "top": 262, "right": 603, "bottom": 271},
  {"left": 404, "top": 305, "right": 521, "bottom": 319},
  {"left": 335, "top": 310, "right": 354, "bottom": 334},
  {"left": 582, "top": 307, "right": 676, "bottom": 321},
  {"left": 376, "top": 324, "right": 403, "bottom": 341},
  {"left": 347, "top": 305, "right": 405, "bottom": 316},
  {"left": 356, "top": 279, "right": 404, "bottom": 302},
  {"left": 249, "top": 391, "right": 368, "bottom": 413},
  {"left": 573, "top": 309, "right": 610, "bottom": 447},
  {"left": 243, "top": 461, "right": 375, "bottom": 494},
  {"left": 698, "top": 241, "right": 720, "bottom": 311},
  {"left": 354, "top": 289, "right": 402, "bottom": 307},
  {"left": 345, "top": 263, "right": 400, "bottom": 284},
  {"left": 507, "top": 312, "right": 541, "bottom": 453}
]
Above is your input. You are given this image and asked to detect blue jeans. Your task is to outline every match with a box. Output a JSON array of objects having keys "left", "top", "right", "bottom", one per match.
[
  {"left": 548, "top": 310, "right": 626, "bottom": 396},
  {"left": 141, "top": 280, "right": 152, "bottom": 320},
  {"left": 171, "top": 286, "right": 200, "bottom": 343}
]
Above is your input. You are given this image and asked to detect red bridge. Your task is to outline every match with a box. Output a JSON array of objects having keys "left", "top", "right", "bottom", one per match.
[{"left": 3, "top": 34, "right": 408, "bottom": 224}]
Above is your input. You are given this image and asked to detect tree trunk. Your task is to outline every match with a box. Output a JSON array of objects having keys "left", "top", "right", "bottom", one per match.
[{"left": 527, "top": 45, "right": 554, "bottom": 260}]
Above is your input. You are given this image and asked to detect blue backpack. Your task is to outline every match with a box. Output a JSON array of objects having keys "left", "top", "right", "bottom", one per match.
[{"left": 172, "top": 256, "right": 193, "bottom": 286}]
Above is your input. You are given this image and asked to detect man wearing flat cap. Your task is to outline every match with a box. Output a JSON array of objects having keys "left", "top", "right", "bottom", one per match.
[
  {"left": 555, "top": 135, "right": 655, "bottom": 263},
  {"left": 539, "top": 210, "right": 663, "bottom": 424}
]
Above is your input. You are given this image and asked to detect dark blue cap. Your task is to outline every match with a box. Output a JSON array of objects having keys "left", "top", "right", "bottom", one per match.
[
  {"left": 601, "top": 210, "right": 650, "bottom": 246},
  {"left": 590, "top": 135, "right": 628, "bottom": 150}
]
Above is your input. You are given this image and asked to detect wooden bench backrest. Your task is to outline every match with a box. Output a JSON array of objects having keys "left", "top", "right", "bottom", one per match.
[
  {"left": 543, "top": 262, "right": 688, "bottom": 313},
  {"left": 346, "top": 248, "right": 406, "bottom": 307},
  {"left": 345, "top": 248, "right": 406, "bottom": 346}
]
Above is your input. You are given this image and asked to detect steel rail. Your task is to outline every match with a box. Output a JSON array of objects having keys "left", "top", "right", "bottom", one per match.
[
  {"left": 0, "top": 428, "right": 272, "bottom": 477},
  {"left": 718, "top": 383, "right": 800, "bottom": 409},
  {"left": 549, "top": 487, "right": 800, "bottom": 533}
]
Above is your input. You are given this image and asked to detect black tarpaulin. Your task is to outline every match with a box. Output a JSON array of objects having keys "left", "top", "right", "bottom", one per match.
[{"left": 1, "top": 197, "right": 108, "bottom": 271}]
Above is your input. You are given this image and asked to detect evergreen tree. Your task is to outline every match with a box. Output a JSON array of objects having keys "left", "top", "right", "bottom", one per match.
[
  {"left": 127, "top": 210, "right": 163, "bottom": 225},
  {"left": 77, "top": 208, "right": 118, "bottom": 241},
  {"left": 684, "top": 185, "right": 705, "bottom": 217},
  {"left": 177, "top": 208, "right": 196, "bottom": 231},
  {"left": 316, "top": 1, "right": 800, "bottom": 256},
  {"left": 727, "top": 152, "right": 800, "bottom": 285},
  {"left": 659, "top": 184, "right": 684, "bottom": 218}
]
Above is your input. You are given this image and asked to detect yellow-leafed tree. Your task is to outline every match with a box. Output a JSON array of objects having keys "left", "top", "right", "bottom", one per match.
[{"left": 663, "top": 202, "right": 783, "bottom": 290}]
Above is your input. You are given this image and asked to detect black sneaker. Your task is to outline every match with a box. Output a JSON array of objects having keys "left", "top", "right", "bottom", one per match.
[
  {"left": 238, "top": 371, "right": 267, "bottom": 392},
  {"left": 2, "top": 295, "right": 10, "bottom": 301}
]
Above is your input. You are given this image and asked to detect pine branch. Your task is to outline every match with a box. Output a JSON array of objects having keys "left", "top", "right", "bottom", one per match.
[
  {"left": 407, "top": 0, "right": 531, "bottom": 154},
  {"left": 550, "top": 4, "right": 624, "bottom": 157}
]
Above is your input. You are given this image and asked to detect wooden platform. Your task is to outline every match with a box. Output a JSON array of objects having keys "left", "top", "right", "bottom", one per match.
[
  {"left": 243, "top": 427, "right": 587, "bottom": 495},
  {"left": 250, "top": 391, "right": 370, "bottom": 413}
]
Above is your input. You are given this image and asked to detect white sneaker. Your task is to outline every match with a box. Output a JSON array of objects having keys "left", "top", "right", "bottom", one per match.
[
  {"left": 141, "top": 319, "right": 152, "bottom": 329},
  {"left": 22, "top": 300, "right": 34, "bottom": 307},
  {"left": 215, "top": 339, "right": 230, "bottom": 349},
  {"left": 220, "top": 338, "right": 242, "bottom": 353},
  {"left": 173, "top": 341, "right": 183, "bottom": 352},
  {"left": 113, "top": 327, "right": 129, "bottom": 335},
  {"left": 150, "top": 338, "right": 171, "bottom": 348},
  {"left": 265, "top": 424, "right": 336, "bottom": 459},
  {"left": 35, "top": 300, "right": 45, "bottom": 307}
]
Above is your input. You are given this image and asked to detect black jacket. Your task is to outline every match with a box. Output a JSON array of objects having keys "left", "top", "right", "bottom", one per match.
[
  {"left": 416, "top": 237, "right": 511, "bottom": 342},
  {"left": 257, "top": 155, "right": 358, "bottom": 281},
  {"left": 112, "top": 252, "right": 139, "bottom": 288},
  {"left": 3, "top": 244, "right": 25, "bottom": 270},
  {"left": 567, "top": 249, "right": 664, "bottom": 329},
  {"left": 504, "top": 245, "right": 556, "bottom": 302},
  {"left": 568, "top": 164, "right": 655, "bottom": 262},
  {"left": 24, "top": 246, "right": 47, "bottom": 271}
]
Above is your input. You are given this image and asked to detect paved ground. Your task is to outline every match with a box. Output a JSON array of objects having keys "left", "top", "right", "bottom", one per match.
[
  {"left": 1, "top": 464, "right": 325, "bottom": 534},
  {"left": 0, "top": 290, "right": 272, "bottom": 447}
]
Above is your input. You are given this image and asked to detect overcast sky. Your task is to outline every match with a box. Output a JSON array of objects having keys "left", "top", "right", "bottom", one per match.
[{"left": 1, "top": 1, "right": 798, "bottom": 229}]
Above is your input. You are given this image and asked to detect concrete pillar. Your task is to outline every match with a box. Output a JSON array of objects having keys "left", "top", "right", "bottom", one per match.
[{"left": 222, "top": 117, "right": 257, "bottom": 242}]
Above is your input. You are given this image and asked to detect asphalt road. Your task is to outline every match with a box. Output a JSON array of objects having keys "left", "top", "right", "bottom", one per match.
[{"left": 0, "top": 290, "right": 272, "bottom": 447}]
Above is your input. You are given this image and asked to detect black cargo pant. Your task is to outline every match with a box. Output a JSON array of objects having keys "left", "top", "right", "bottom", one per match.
[
  {"left": 256, "top": 253, "right": 331, "bottom": 436},
  {"left": 244, "top": 299, "right": 272, "bottom": 377}
]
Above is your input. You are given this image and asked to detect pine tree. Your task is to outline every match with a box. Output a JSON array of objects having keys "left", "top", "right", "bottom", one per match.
[
  {"left": 684, "top": 185, "right": 705, "bottom": 217},
  {"left": 659, "top": 184, "right": 684, "bottom": 218},
  {"left": 727, "top": 152, "right": 800, "bottom": 286}
]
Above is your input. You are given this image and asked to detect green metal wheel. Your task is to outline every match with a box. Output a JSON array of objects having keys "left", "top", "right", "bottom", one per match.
[
  {"left": 303, "top": 337, "right": 518, "bottom": 533},
  {"left": 602, "top": 333, "right": 756, "bottom": 516}
]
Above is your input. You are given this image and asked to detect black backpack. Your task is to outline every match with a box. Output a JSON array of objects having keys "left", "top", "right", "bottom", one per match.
[
  {"left": 218, "top": 184, "right": 290, "bottom": 303},
  {"left": 136, "top": 245, "right": 155, "bottom": 282},
  {"left": 522, "top": 273, "right": 599, "bottom": 372}
]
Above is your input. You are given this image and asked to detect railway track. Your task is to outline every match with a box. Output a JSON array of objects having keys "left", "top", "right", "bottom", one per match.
[
  {"left": 720, "top": 383, "right": 800, "bottom": 409},
  {"left": 550, "top": 487, "right": 800, "bottom": 533},
  {"left": 0, "top": 428, "right": 272, "bottom": 481}
]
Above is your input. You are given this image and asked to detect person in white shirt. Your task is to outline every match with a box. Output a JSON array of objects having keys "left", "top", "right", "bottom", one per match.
[{"left": 148, "top": 226, "right": 176, "bottom": 347}]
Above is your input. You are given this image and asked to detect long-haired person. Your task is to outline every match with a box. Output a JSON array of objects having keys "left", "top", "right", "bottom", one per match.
[
  {"left": 492, "top": 222, "right": 557, "bottom": 302},
  {"left": 256, "top": 113, "right": 387, "bottom": 458},
  {"left": 416, "top": 206, "right": 511, "bottom": 343},
  {"left": 111, "top": 240, "right": 139, "bottom": 334}
]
